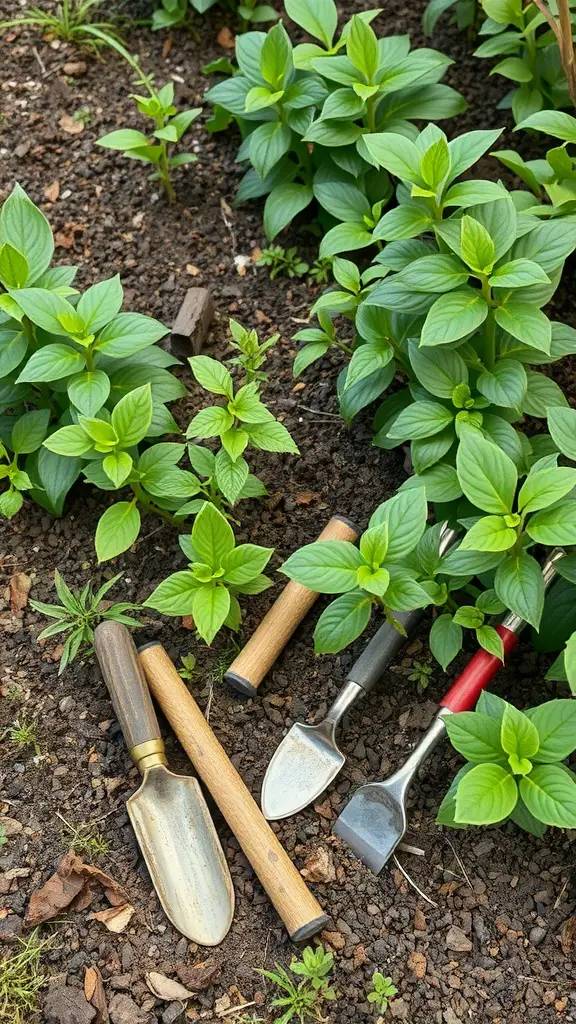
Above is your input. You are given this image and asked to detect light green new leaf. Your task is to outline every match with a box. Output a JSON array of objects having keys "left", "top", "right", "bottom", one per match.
[
  {"left": 192, "top": 502, "right": 235, "bottom": 569},
  {"left": 520, "top": 765, "right": 576, "bottom": 828},
  {"left": 314, "top": 591, "right": 373, "bottom": 653},
  {"left": 529, "top": 700, "right": 576, "bottom": 763},
  {"left": 445, "top": 711, "right": 505, "bottom": 763},
  {"left": 501, "top": 703, "right": 539, "bottom": 774},
  {"left": 192, "top": 585, "right": 231, "bottom": 645},
  {"left": 95, "top": 502, "right": 141, "bottom": 562},
  {"left": 455, "top": 763, "right": 518, "bottom": 825},
  {"left": 111, "top": 383, "right": 153, "bottom": 446},
  {"left": 281, "top": 539, "right": 364, "bottom": 593},
  {"left": 188, "top": 355, "right": 234, "bottom": 398},
  {"left": 518, "top": 466, "right": 576, "bottom": 513},
  {"left": 495, "top": 552, "right": 544, "bottom": 630},
  {"left": 429, "top": 613, "right": 462, "bottom": 670},
  {"left": 459, "top": 515, "right": 517, "bottom": 552},
  {"left": 421, "top": 288, "right": 488, "bottom": 347},
  {"left": 456, "top": 433, "right": 517, "bottom": 514},
  {"left": 369, "top": 487, "right": 428, "bottom": 559}
]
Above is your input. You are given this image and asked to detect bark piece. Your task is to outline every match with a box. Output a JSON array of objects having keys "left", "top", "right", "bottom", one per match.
[
  {"left": 85, "top": 967, "right": 109, "bottom": 1024},
  {"left": 26, "top": 850, "right": 129, "bottom": 925},
  {"left": 170, "top": 287, "right": 214, "bottom": 357}
]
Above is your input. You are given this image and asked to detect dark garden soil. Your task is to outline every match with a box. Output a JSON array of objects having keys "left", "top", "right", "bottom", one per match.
[{"left": 0, "top": 2, "right": 575, "bottom": 1022}]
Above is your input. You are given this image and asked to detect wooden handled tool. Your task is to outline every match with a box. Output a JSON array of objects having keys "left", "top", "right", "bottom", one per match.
[
  {"left": 139, "top": 642, "right": 330, "bottom": 943},
  {"left": 225, "top": 514, "right": 359, "bottom": 696}
]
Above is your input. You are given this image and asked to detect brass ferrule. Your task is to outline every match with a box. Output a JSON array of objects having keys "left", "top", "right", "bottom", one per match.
[{"left": 130, "top": 738, "right": 167, "bottom": 774}]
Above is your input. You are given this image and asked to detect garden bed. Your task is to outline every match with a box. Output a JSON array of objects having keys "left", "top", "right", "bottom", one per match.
[{"left": 0, "top": 2, "right": 575, "bottom": 1022}]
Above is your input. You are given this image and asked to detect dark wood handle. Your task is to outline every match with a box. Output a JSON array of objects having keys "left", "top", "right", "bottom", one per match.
[
  {"left": 225, "top": 515, "right": 360, "bottom": 696},
  {"left": 94, "top": 621, "right": 162, "bottom": 754}
]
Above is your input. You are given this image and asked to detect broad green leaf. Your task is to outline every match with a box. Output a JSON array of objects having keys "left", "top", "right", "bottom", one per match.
[
  {"left": 529, "top": 700, "right": 576, "bottom": 763},
  {"left": 445, "top": 710, "right": 505, "bottom": 763},
  {"left": 429, "top": 613, "right": 462, "bottom": 670},
  {"left": 489, "top": 258, "right": 549, "bottom": 288},
  {"left": 263, "top": 183, "right": 313, "bottom": 239},
  {"left": 192, "top": 585, "right": 231, "bottom": 645},
  {"left": 103, "top": 450, "right": 133, "bottom": 488},
  {"left": 495, "top": 552, "right": 545, "bottom": 630},
  {"left": 405, "top": 462, "right": 462, "bottom": 502},
  {"left": 369, "top": 487, "right": 427, "bottom": 559},
  {"left": 16, "top": 342, "right": 85, "bottom": 383},
  {"left": 447, "top": 128, "right": 504, "bottom": 178},
  {"left": 460, "top": 515, "right": 516, "bottom": 552},
  {"left": 495, "top": 303, "right": 551, "bottom": 355},
  {"left": 409, "top": 342, "right": 467, "bottom": 399},
  {"left": 455, "top": 762, "right": 518, "bottom": 824},
  {"left": 214, "top": 449, "right": 249, "bottom": 504},
  {"left": 245, "top": 420, "right": 299, "bottom": 454},
  {"left": 477, "top": 359, "right": 527, "bottom": 409},
  {"left": 436, "top": 763, "right": 475, "bottom": 828},
  {"left": 144, "top": 570, "right": 198, "bottom": 614},
  {"left": 520, "top": 765, "right": 576, "bottom": 828},
  {"left": 284, "top": 0, "right": 337, "bottom": 46},
  {"left": 67, "top": 369, "right": 110, "bottom": 416},
  {"left": 281, "top": 539, "right": 364, "bottom": 593},
  {"left": 97, "top": 129, "right": 150, "bottom": 149},
  {"left": 187, "top": 406, "right": 234, "bottom": 439},
  {"left": 319, "top": 222, "right": 374, "bottom": 258},
  {"left": 43, "top": 424, "right": 93, "bottom": 457},
  {"left": 547, "top": 406, "right": 576, "bottom": 460},
  {"left": 516, "top": 110, "right": 576, "bottom": 142},
  {"left": 387, "top": 400, "right": 454, "bottom": 440},
  {"left": 12, "top": 288, "right": 80, "bottom": 335},
  {"left": 0, "top": 242, "right": 29, "bottom": 288},
  {"left": 347, "top": 14, "right": 378, "bottom": 79},
  {"left": 476, "top": 625, "right": 505, "bottom": 661},
  {"left": 188, "top": 355, "right": 234, "bottom": 398},
  {"left": 249, "top": 121, "right": 292, "bottom": 180},
  {"left": 77, "top": 275, "right": 123, "bottom": 332},
  {"left": 111, "top": 383, "right": 153, "bottom": 446},
  {"left": 314, "top": 591, "right": 373, "bottom": 653},
  {"left": 0, "top": 183, "right": 54, "bottom": 283},
  {"left": 373, "top": 204, "right": 433, "bottom": 242},
  {"left": 95, "top": 502, "right": 141, "bottom": 562},
  {"left": 0, "top": 329, "right": 27, "bottom": 378},
  {"left": 10, "top": 408, "right": 50, "bottom": 455},
  {"left": 441, "top": 547, "right": 506, "bottom": 576},
  {"left": 522, "top": 370, "right": 568, "bottom": 418},
  {"left": 512, "top": 216, "right": 576, "bottom": 274},
  {"left": 460, "top": 214, "right": 495, "bottom": 273},
  {"left": 421, "top": 288, "right": 488, "bottom": 347},
  {"left": 362, "top": 132, "right": 422, "bottom": 183},
  {"left": 501, "top": 703, "right": 539, "bottom": 773},
  {"left": 399, "top": 254, "right": 469, "bottom": 294},
  {"left": 192, "top": 502, "right": 235, "bottom": 569},
  {"left": 456, "top": 432, "right": 517, "bottom": 514},
  {"left": 221, "top": 543, "right": 273, "bottom": 585},
  {"left": 94, "top": 312, "right": 168, "bottom": 358},
  {"left": 518, "top": 466, "right": 576, "bottom": 513},
  {"left": 527, "top": 502, "right": 576, "bottom": 546}
]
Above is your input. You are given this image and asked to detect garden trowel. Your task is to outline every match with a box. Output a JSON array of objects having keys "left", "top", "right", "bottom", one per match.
[
  {"left": 261, "top": 524, "right": 458, "bottom": 821},
  {"left": 94, "top": 621, "right": 234, "bottom": 946},
  {"left": 332, "top": 550, "right": 564, "bottom": 873}
]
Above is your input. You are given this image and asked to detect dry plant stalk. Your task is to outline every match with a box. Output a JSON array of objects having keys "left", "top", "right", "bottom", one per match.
[{"left": 533, "top": 0, "right": 576, "bottom": 108}]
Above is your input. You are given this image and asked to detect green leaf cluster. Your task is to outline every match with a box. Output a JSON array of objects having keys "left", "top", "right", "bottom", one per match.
[
  {"left": 473, "top": 0, "right": 575, "bottom": 124},
  {"left": 97, "top": 80, "right": 201, "bottom": 202},
  {"left": 30, "top": 569, "right": 142, "bottom": 675},
  {"left": 186, "top": 351, "right": 299, "bottom": 506},
  {"left": 144, "top": 502, "right": 274, "bottom": 643},
  {"left": 258, "top": 944, "right": 336, "bottom": 1024},
  {"left": 281, "top": 488, "right": 440, "bottom": 653},
  {"left": 423, "top": 0, "right": 480, "bottom": 36},
  {"left": 494, "top": 110, "right": 576, "bottom": 219},
  {"left": 227, "top": 317, "right": 279, "bottom": 381},
  {"left": 205, "top": 5, "right": 465, "bottom": 239},
  {"left": 255, "top": 245, "right": 309, "bottom": 279},
  {"left": 152, "top": 0, "right": 278, "bottom": 32},
  {"left": 0, "top": 184, "right": 182, "bottom": 525},
  {"left": 367, "top": 971, "right": 398, "bottom": 1015},
  {"left": 437, "top": 691, "right": 576, "bottom": 833}
]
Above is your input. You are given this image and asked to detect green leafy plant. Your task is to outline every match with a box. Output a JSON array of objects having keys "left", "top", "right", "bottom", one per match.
[
  {"left": 97, "top": 79, "right": 201, "bottom": 202},
  {"left": 429, "top": 587, "right": 508, "bottom": 670},
  {"left": 367, "top": 971, "right": 398, "bottom": 1015},
  {"left": 205, "top": 6, "right": 465, "bottom": 241},
  {"left": 7, "top": 715, "right": 41, "bottom": 757},
  {"left": 178, "top": 652, "right": 199, "bottom": 681},
  {"left": 227, "top": 318, "right": 279, "bottom": 382},
  {"left": 437, "top": 691, "right": 576, "bottom": 833},
  {"left": 0, "top": 184, "right": 183, "bottom": 529},
  {"left": 30, "top": 570, "right": 142, "bottom": 674},
  {"left": 407, "top": 658, "right": 434, "bottom": 690},
  {"left": 0, "top": 931, "right": 49, "bottom": 1024},
  {"left": 152, "top": 0, "right": 278, "bottom": 32},
  {"left": 281, "top": 487, "right": 441, "bottom": 653},
  {"left": 308, "top": 256, "right": 333, "bottom": 285},
  {"left": 258, "top": 944, "right": 335, "bottom": 1024},
  {"left": 297, "top": 125, "right": 576, "bottom": 440},
  {"left": 186, "top": 353, "right": 299, "bottom": 506},
  {"left": 494, "top": 108, "right": 576, "bottom": 217},
  {"left": 144, "top": 501, "right": 274, "bottom": 643},
  {"left": 473, "top": 0, "right": 576, "bottom": 123},
  {"left": 423, "top": 0, "right": 481, "bottom": 36},
  {"left": 255, "top": 245, "right": 309, "bottom": 279},
  {"left": 0, "top": 0, "right": 122, "bottom": 48}
]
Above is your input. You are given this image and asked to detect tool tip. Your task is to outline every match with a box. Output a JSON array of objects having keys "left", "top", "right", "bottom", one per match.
[
  {"left": 225, "top": 671, "right": 258, "bottom": 697},
  {"left": 291, "top": 914, "right": 330, "bottom": 943}
]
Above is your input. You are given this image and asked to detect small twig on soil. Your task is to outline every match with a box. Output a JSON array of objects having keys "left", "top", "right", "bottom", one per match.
[
  {"left": 32, "top": 46, "right": 46, "bottom": 74},
  {"left": 296, "top": 404, "right": 341, "bottom": 418},
  {"left": 517, "top": 974, "right": 576, "bottom": 986},
  {"left": 220, "top": 197, "right": 237, "bottom": 255},
  {"left": 391, "top": 851, "right": 436, "bottom": 909},
  {"left": 554, "top": 876, "right": 569, "bottom": 910},
  {"left": 444, "top": 836, "right": 473, "bottom": 890},
  {"left": 393, "top": 853, "right": 438, "bottom": 907},
  {"left": 205, "top": 680, "right": 214, "bottom": 723},
  {"left": 219, "top": 1001, "right": 257, "bottom": 1018},
  {"left": 397, "top": 841, "right": 425, "bottom": 857}
]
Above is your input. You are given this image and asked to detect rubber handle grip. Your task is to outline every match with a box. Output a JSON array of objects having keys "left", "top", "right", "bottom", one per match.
[
  {"left": 225, "top": 515, "right": 360, "bottom": 697},
  {"left": 346, "top": 610, "right": 424, "bottom": 694},
  {"left": 440, "top": 625, "right": 518, "bottom": 713},
  {"left": 139, "top": 642, "right": 329, "bottom": 943},
  {"left": 94, "top": 620, "right": 162, "bottom": 753}
]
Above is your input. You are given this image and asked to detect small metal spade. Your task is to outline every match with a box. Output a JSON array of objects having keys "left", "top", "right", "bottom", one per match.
[
  {"left": 261, "top": 524, "right": 458, "bottom": 821},
  {"left": 333, "top": 549, "right": 564, "bottom": 872},
  {"left": 94, "top": 621, "right": 234, "bottom": 946}
]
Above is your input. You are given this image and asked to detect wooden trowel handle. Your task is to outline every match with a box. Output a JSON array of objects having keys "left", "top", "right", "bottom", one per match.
[
  {"left": 94, "top": 621, "right": 166, "bottom": 768},
  {"left": 139, "top": 641, "right": 329, "bottom": 943},
  {"left": 225, "top": 515, "right": 359, "bottom": 696}
]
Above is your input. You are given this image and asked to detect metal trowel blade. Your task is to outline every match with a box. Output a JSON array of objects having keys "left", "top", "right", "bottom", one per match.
[
  {"left": 261, "top": 720, "right": 345, "bottom": 820},
  {"left": 332, "top": 777, "right": 407, "bottom": 875},
  {"left": 128, "top": 766, "right": 234, "bottom": 945}
]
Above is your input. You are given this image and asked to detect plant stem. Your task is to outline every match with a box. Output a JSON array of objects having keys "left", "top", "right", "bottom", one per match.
[
  {"left": 130, "top": 483, "right": 177, "bottom": 525},
  {"left": 366, "top": 95, "right": 376, "bottom": 133},
  {"left": 480, "top": 278, "right": 496, "bottom": 370}
]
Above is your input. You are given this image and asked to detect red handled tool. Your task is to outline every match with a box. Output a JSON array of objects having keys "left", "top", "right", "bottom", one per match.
[{"left": 333, "top": 550, "right": 564, "bottom": 873}]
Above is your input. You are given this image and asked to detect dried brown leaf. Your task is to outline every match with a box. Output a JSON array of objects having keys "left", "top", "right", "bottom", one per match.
[
  {"left": 84, "top": 966, "right": 109, "bottom": 1024},
  {"left": 89, "top": 903, "right": 134, "bottom": 933},
  {"left": 26, "top": 850, "right": 128, "bottom": 926},
  {"left": 44, "top": 180, "right": 60, "bottom": 202},
  {"left": 146, "top": 972, "right": 194, "bottom": 1001},
  {"left": 10, "top": 572, "right": 31, "bottom": 614},
  {"left": 560, "top": 915, "right": 576, "bottom": 954},
  {"left": 59, "top": 113, "right": 84, "bottom": 134}
]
